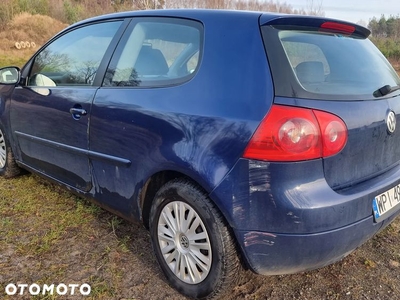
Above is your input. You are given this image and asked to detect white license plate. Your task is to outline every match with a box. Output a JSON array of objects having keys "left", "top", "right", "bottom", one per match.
[{"left": 373, "top": 184, "right": 400, "bottom": 221}]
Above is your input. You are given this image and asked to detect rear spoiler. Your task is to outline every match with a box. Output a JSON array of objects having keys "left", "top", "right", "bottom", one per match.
[{"left": 260, "top": 15, "right": 371, "bottom": 38}]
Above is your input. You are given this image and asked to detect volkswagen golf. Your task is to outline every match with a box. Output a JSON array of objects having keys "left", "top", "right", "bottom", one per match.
[{"left": 0, "top": 9, "right": 400, "bottom": 299}]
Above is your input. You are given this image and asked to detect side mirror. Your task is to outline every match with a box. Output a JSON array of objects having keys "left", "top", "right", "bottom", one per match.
[{"left": 0, "top": 67, "right": 20, "bottom": 85}]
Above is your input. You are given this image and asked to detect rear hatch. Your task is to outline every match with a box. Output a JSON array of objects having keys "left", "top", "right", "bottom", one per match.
[{"left": 260, "top": 16, "right": 400, "bottom": 190}]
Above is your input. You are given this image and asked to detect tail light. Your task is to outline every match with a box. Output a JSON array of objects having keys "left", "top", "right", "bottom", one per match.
[{"left": 243, "top": 105, "right": 347, "bottom": 162}]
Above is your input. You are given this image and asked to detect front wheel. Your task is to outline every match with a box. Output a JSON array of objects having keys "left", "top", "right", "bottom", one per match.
[
  {"left": 0, "top": 125, "right": 21, "bottom": 178},
  {"left": 149, "top": 179, "right": 241, "bottom": 299}
]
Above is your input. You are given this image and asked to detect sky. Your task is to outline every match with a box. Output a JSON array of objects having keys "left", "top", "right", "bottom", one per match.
[{"left": 285, "top": 0, "right": 400, "bottom": 24}]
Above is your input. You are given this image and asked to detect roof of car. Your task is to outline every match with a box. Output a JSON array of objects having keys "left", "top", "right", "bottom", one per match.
[
  {"left": 66, "top": 9, "right": 365, "bottom": 35},
  {"left": 87, "top": 8, "right": 264, "bottom": 20},
  {"left": 71, "top": 9, "right": 280, "bottom": 27}
]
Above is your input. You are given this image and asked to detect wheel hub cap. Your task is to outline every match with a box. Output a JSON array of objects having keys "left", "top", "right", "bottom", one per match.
[
  {"left": 157, "top": 201, "right": 212, "bottom": 284},
  {"left": 0, "top": 130, "right": 6, "bottom": 168}
]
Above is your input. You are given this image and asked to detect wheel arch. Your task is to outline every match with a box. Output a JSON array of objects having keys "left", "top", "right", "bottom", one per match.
[
  {"left": 139, "top": 170, "right": 227, "bottom": 230},
  {"left": 139, "top": 170, "right": 203, "bottom": 229}
]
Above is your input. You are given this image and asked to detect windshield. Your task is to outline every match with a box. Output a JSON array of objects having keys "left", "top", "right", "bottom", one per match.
[{"left": 262, "top": 26, "right": 400, "bottom": 100}]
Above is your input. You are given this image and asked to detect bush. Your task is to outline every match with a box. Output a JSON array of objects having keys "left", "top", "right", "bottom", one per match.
[{"left": 371, "top": 37, "right": 400, "bottom": 64}]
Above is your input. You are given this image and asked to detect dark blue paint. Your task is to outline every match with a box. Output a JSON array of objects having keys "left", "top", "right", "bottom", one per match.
[
  {"left": 235, "top": 214, "right": 385, "bottom": 275},
  {"left": 10, "top": 87, "right": 94, "bottom": 191},
  {"left": 211, "top": 157, "right": 400, "bottom": 274},
  {"left": 87, "top": 12, "right": 272, "bottom": 217}
]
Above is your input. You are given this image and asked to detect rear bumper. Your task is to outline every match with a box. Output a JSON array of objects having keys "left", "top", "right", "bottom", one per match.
[
  {"left": 235, "top": 211, "right": 400, "bottom": 275},
  {"left": 210, "top": 158, "right": 400, "bottom": 274}
]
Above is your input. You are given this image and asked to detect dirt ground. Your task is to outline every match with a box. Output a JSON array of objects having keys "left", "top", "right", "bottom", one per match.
[{"left": 0, "top": 174, "right": 400, "bottom": 300}]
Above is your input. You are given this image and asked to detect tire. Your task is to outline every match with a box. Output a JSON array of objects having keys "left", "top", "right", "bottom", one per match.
[
  {"left": 149, "top": 179, "right": 241, "bottom": 299},
  {"left": 0, "top": 125, "right": 21, "bottom": 178}
]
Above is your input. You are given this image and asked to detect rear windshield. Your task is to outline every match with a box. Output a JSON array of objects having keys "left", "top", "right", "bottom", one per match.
[{"left": 262, "top": 26, "right": 400, "bottom": 100}]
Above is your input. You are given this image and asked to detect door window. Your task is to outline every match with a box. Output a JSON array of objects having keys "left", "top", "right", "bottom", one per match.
[
  {"left": 103, "top": 18, "right": 202, "bottom": 87},
  {"left": 28, "top": 21, "right": 123, "bottom": 87}
]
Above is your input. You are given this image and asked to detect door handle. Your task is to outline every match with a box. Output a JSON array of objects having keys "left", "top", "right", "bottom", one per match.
[{"left": 70, "top": 108, "right": 87, "bottom": 120}]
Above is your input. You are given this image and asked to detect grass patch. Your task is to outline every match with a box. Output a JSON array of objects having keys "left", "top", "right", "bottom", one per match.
[
  {"left": 0, "top": 54, "right": 29, "bottom": 68},
  {"left": 0, "top": 174, "right": 99, "bottom": 257},
  {"left": 0, "top": 174, "right": 168, "bottom": 300},
  {"left": 0, "top": 175, "right": 92, "bottom": 296}
]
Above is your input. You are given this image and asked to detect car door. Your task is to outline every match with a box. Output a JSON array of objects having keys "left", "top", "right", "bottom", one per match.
[
  {"left": 89, "top": 17, "right": 203, "bottom": 215},
  {"left": 10, "top": 20, "right": 125, "bottom": 191}
]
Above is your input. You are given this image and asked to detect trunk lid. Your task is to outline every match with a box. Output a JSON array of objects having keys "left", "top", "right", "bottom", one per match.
[
  {"left": 323, "top": 97, "right": 400, "bottom": 189},
  {"left": 261, "top": 15, "right": 400, "bottom": 188}
]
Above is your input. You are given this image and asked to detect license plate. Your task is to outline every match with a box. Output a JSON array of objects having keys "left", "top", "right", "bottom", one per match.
[{"left": 373, "top": 184, "right": 400, "bottom": 221}]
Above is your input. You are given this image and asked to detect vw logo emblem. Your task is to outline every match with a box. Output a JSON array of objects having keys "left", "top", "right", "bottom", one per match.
[
  {"left": 387, "top": 111, "right": 396, "bottom": 134},
  {"left": 180, "top": 235, "right": 189, "bottom": 249}
]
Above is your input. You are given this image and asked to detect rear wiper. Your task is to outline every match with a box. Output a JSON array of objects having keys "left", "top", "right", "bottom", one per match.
[{"left": 373, "top": 84, "right": 400, "bottom": 98}]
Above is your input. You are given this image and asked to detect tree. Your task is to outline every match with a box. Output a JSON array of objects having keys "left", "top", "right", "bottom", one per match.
[
  {"left": 368, "top": 15, "right": 400, "bottom": 66},
  {"left": 112, "top": 0, "right": 164, "bottom": 10},
  {"left": 368, "top": 15, "right": 400, "bottom": 38},
  {"left": 165, "top": 0, "right": 325, "bottom": 16},
  {"left": 134, "top": 0, "right": 165, "bottom": 9},
  {"left": 305, "top": 0, "right": 325, "bottom": 16}
]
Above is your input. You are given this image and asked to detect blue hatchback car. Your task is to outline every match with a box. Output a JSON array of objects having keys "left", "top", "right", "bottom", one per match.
[{"left": 1, "top": 9, "right": 400, "bottom": 299}]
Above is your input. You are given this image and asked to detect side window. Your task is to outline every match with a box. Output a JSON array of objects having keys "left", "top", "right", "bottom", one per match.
[
  {"left": 28, "top": 21, "right": 122, "bottom": 87},
  {"left": 103, "top": 18, "right": 202, "bottom": 87}
]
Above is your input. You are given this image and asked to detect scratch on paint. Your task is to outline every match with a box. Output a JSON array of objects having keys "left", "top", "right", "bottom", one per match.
[
  {"left": 115, "top": 166, "right": 120, "bottom": 179},
  {"left": 248, "top": 161, "right": 277, "bottom": 208},
  {"left": 249, "top": 162, "right": 270, "bottom": 192},
  {"left": 287, "top": 211, "right": 301, "bottom": 224},
  {"left": 244, "top": 231, "right": 276, "bottom": 247}
]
